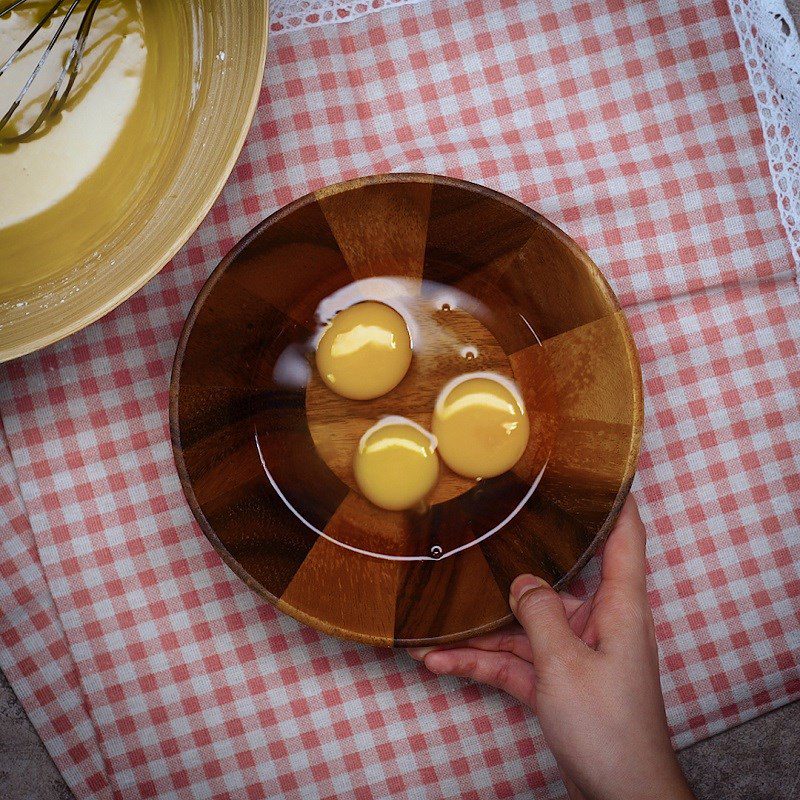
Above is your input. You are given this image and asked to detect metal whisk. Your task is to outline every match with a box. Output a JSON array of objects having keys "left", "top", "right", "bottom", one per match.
[{"left": 0, "top": 0, "right": 102, "bottom": 143}]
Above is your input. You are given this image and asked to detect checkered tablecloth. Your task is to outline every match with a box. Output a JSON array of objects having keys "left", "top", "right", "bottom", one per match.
[{"left": 1, "top": 0, "right": 799, "bottom": 798}]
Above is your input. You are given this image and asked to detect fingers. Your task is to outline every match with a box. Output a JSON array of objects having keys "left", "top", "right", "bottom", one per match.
[
  {"left": 600, "top": 494, "right": 647, "bottom": 595},
  {"left": 411, "top": 627, "right": 533, "bottom": 663},
  {"left": 564, "top": 596, "right": 595, "bottom": 641},
  {"left": 422, "top": 648, "right": 538, "bottom": 708},
  {"left": 560, "top": 592, "right": 584, "bottom": 618},
  {"left": 409, "top": 593, "right": 582, "bottom": 664},
  {"left": 408, "top": 629, "right": 531, "bottom": 664},
  {"left": 510, "top": 575, "right": 580, "bottom": 671},
  {"left": 461, "top": 627, "right": 533, "bottom": 661}
]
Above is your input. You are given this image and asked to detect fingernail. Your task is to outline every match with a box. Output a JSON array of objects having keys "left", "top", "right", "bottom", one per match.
[
  {"left": 407, "top": 647, "right": 435, "bottom": 661},
  {"left": 509, "top": 574, "right": 549, "bottom": 610}
]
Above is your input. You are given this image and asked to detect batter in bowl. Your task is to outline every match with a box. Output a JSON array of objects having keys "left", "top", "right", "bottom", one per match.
[
  {"left": 0, "top": 1, "right": 194, "bottom": 295},
  {"left": 0, "top": 0, "right": 146, "bottom": 228}
]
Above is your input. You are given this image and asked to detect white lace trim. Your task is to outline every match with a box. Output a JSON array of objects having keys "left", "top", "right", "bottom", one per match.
[
  {"left": 269, "top": 0, "right": 429, "bottom": 33},
  {"left": 729, "top": 0, "right": 800, "bottom": 268}
]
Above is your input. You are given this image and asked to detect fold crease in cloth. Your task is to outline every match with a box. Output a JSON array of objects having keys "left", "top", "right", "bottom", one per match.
[{"left": 0, "top": 424, "right": 116, "bottom": 800}]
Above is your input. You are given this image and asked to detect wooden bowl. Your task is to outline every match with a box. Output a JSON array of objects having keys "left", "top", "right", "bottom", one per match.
[
  {"left": 0, "top": 1, "right": 269, "bottom": 362},
  {"left": 170, "top": 174, "right": 644, "bottom": 647}
]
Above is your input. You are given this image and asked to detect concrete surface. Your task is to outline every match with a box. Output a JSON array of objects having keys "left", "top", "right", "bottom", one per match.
[
  {"left": 678, "top": 701, "right": 800, "bottom": 800},
  {"left": 0, "top": 669, "right": 74, "bottom": 800},
  {"left": 0, "top": 664, "right": 798, "bottom": 799},
  {"left": 789, "top": 0, "right": 800, "bottom": 30}
]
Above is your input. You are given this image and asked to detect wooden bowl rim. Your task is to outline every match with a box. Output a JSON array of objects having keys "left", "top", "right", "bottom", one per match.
[
  {"left": 170, "top": 172, "right": 645, "bottom": 646},
  {"left": 0, "top": 3, "right": 270, "bottom": 363}
]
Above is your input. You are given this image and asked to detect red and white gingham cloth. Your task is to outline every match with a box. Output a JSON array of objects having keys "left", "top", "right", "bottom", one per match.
[{"left": 1, "top": 0, "right": 799, "bottom": 797}]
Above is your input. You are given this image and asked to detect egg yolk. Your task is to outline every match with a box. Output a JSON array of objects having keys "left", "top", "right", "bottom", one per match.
[
  {"left": 315, "top": 302, "right": 412, "bottom": 400},
  {"left": 354, "top": 419, "right": 439, "bottom": 511},
  {"left": 432, "top": 374, "right": 529, "bottom": 479}
]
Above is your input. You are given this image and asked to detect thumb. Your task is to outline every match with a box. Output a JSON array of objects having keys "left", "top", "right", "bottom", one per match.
[{"left": 510, "top": 575, "right": 578, "bottom": 671}]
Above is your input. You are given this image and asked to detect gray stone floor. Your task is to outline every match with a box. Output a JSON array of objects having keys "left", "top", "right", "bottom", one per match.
[
  {"left": 0, "top": 670, "right": 74, "bottom": 800},
  {"left": 678, "top": 702, "right": 800, "bottom": 800},
  {"left": 1, "top": 665, "right": 798, "bottom": 799}
]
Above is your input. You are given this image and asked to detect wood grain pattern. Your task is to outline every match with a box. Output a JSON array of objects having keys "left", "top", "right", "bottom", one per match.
[
  {"left": 281, "top": 535, "right": 401, "bottom": 646},
  {"left": 394, "top": 544, "right": 511, "bottom": 645},
  {"left": 226, "top": 198, "right": 353, "bottom": 327},
  {"left": 531, "top": 311, "right": 638, "bottom": 424},
  {"left": 480, "top": 487, "right": 595, "bottom": 593},
  {"left": 173, "top": 386, "right": 319, "bottom": 599},
  {"left": 317, "top": 179, "right": 432, "bottom": 282},
  {"left": 324, "top": 492, "right": 417, "bottom": 556},
  {"left": 511, "top": 311, "right": 641, "bottom": 532},
  {"left": 171, "top": 174, "right": 643, "bottom": 647},
  {"left": 509, "top": 337, "right": 558, "bottom": 486}
]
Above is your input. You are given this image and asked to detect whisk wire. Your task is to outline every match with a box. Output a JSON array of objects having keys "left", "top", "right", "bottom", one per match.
[
  {"left": 52, "top": 0, "right": 101, "bottom": 117},
  {"left": 0, "top": 0, "right": 40, "bottom": 21},
  {"left": 0, "top": 0, "right": 100, "bottom": 143},
  {"left": 0, "top": 0, "right": 67, "bottom": 77}
]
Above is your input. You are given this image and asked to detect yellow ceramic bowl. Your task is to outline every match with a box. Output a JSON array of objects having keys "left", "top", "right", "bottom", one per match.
[{"left": 0, "top": 1, "right": 269, "bottom": 362}]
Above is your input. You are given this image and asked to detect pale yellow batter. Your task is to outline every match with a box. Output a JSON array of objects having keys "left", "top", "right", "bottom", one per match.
[
  {"left": 0, "top": 1, "right": 146, "bottom": 227},
  {"left": 0, "top": 1, "right": 193, "bottom": 295}
]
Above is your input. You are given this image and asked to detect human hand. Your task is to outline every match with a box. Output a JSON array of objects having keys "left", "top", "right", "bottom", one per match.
[{"left": 409, "top": 496, "right": 694, "bottom": 800}]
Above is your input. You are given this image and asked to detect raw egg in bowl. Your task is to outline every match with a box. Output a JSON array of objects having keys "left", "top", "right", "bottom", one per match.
[{"left": 171, "top": 174, "right": 643, "bottom": 647}]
